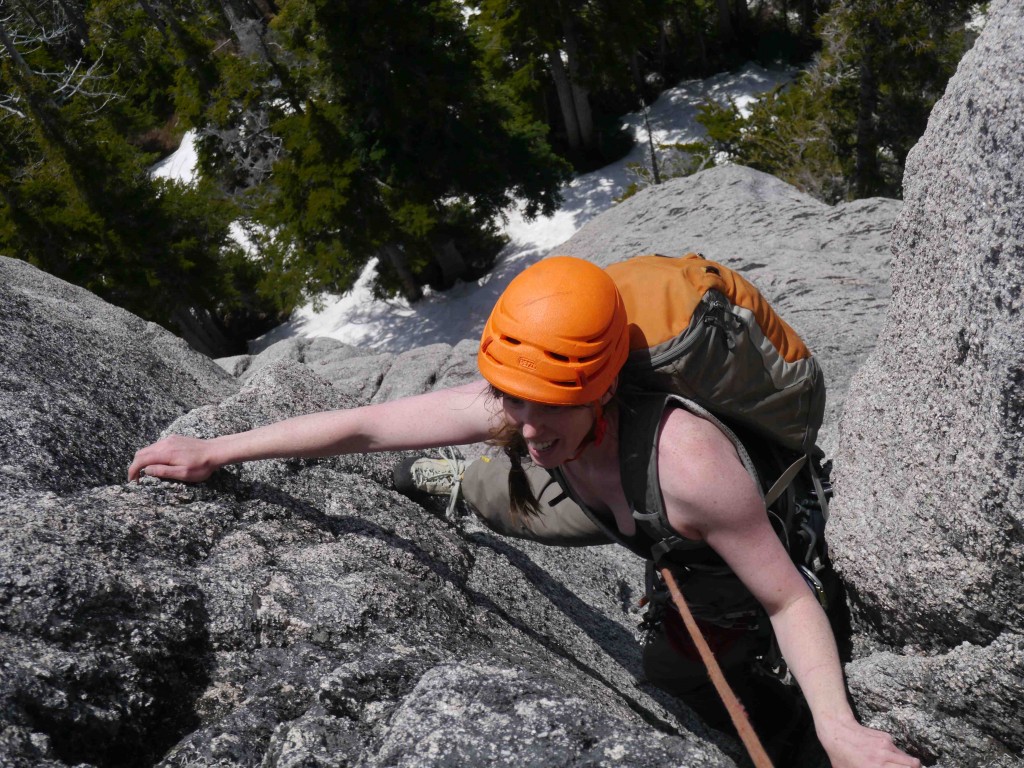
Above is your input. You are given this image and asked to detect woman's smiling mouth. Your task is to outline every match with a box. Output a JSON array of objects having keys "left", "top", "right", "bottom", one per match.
[{"left": 527, "top": 438, "right": 557, "bottom": 455}]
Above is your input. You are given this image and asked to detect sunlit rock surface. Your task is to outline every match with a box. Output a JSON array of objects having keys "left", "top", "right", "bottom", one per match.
[{"left": 0, "top": 256, "right": 236, "bottom": 501}]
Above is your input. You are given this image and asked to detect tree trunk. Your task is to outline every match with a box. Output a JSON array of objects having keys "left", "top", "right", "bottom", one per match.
[
  {"left": 217, "top": 0, "right": 303, "bottom": 113},
  {"left": 716, "top": 0, "right": 734, "bottom": 43},
  {"left": 732, "top": 0, "right": 749, "bottom": 33},
  {"left": 640, "top": 94, "right": 662, "bottom": 186},
  {"left": 380, "top": 244, "right": 423, "bottom": 303},
  {"left": 0, "top": 18, "right": 33, "bottom": 76},
  {"left": 559, "top": 12, "right": 595, "bottom": 153},
  {"left": 672, "top": 12, "right": 706, "bottom": 74},
  {"left": 629, "top": 50, "right": 644, "bottom": 100},
  {"left": 657, "top": 19, "right": 668, "bottom": 77},
  {"left": 570, "top": 79, "right": 594, "bottom": 152},
  {"left": 548, "top": 50, "right": 582, "bottom": 153},
  {"left": 219, "top": 0, "right": 264, "bottom": 57},
  {"left": 854, "top": 51, "right": 879, "bottom": 197},
  {"left": 434, "top": 240, "right": 467, "bottom": 286},
  {"left": 0, "top": 19, "right": 66, "bottom": 146},
  {"left": 52, "top": 0, "right": 89, "bottom": 50}
]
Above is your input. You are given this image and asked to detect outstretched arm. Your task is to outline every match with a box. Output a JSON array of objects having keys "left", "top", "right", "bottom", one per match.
[
  {"left": 657, "top": 410, "right": 920, "bottom": 768},
  {"left": 128, "top": 379, "right": 499, "bottom": 483}
]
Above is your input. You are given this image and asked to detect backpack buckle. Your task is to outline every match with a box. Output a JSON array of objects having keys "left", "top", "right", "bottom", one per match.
[{"left": 797, "top": 564, "right": 829, "bottom": 610}]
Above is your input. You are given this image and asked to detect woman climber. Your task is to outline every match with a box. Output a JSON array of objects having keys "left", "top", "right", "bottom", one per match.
[{"left": 129, "top": 256, "right": 920, "bottom": 768}]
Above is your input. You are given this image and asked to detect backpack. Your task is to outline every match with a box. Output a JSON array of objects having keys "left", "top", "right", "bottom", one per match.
[
  {"left": 603, "top": 254, "right": 835, "bottom": 616},
  {"left": 606, "top": 252, "right": 826, "bottom": 454},
  {"left": 552, "top": 254, "right": 835, "bottom": 691}
]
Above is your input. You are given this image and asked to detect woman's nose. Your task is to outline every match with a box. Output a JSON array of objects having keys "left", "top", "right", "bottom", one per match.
[
  {"left": 516, "top": 404, "right": 544, "bottom": 438},
  {"left": 520, "top": 419, "right": 542, "bottom": 439}
]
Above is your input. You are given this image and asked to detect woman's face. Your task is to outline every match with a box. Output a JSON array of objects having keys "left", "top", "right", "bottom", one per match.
[{"left": 500, "top": 394, "right": 594, "bottom": 468}]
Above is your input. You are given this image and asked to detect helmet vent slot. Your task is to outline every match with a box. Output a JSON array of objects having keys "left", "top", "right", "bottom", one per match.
[
  {"left": 503, "top": 336, "right": 522, "bottom": 345},
  {"left": 546, "top": 351, "right": 570, "bottom": 362}
]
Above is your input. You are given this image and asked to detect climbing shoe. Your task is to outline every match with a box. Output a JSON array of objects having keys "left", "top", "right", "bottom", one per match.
[
  {"left": 393, "top": 447, "right": 466, "bottom": 521},
  {"left": 393, "top": 447, "right": 465, "bottom": 497}
]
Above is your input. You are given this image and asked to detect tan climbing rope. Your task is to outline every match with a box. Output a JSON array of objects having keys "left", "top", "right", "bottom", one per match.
[{"left": 659, "top": 567, "right": 775, "bottom": 768}]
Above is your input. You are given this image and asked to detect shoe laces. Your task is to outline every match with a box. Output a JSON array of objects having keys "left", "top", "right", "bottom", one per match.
[{"left": 439, "top": 445, "right": 464, "bottom": 521}]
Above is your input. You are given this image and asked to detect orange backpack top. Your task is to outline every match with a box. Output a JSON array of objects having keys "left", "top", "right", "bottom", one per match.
[{"left": 605, "top": 253, "right": 825, "bottom": 454}]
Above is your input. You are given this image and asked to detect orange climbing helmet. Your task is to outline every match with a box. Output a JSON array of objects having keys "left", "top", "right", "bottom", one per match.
[{"left": 478, "top": 256, "right": 629, "bottom": 405}]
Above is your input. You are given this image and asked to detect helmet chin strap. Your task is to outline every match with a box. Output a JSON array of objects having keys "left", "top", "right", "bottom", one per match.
[{"left": 566, "top": 402, "right": 608, "bottom": 463}]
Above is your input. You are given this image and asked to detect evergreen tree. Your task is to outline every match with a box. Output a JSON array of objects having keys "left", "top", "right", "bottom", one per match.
[
  {"left": 214, "top": 0, "right": 572, "bottom": 305},
  {"left": 84, "top": 0, "right": 230, "bottom": 141},
  {"left": 471, "top": 0, "right": 647, "bottom": 166},
  {"left": 683, "top": 0, "right": 976, "bottom": 201},
  {"left": 0, "top": 4, "right": 262, "bottom": 355},
  {"left": 819, "top": 0, "right": 975, "bottom": 197},
  {"left": 1, "top": 0, "right": 983, "bottom": 353}
]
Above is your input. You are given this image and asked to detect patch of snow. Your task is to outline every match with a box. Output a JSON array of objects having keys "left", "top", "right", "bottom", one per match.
[
  {"left": 966, "top": 5, "right": 987, "bottom": 33},
  {"left": 150, "top": 132, "right": 199, "bottom": 185}
]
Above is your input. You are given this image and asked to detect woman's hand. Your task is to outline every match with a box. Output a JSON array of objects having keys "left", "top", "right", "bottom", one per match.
[
  {"left": 817, "top": 713, "right": 921, "bottom": 768},
  {"left": 128, "top": 434, "right": 220, "bottom": 483}
]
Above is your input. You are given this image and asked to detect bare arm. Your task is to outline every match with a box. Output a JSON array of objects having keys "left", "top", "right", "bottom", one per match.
[
  {"left": 657, "top": 410, "right": 920, "bottom": 768},
  {"left": 128, "top": 379, "right": 499, "bottom": 483}
]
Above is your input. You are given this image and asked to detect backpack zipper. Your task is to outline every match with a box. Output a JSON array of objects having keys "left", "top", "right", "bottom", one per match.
[{"left": 624, "top": 293, "right": 726, "bottom": 371}]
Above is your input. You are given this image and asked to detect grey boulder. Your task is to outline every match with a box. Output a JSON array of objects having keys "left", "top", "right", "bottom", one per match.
[{"left": 831, "top": 1, "right": 1024, "bottom": 764}]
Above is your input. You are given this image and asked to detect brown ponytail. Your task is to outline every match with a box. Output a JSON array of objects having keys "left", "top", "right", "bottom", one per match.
[{"left": 487, "top": 421, "right": 542, "bottom": 519}]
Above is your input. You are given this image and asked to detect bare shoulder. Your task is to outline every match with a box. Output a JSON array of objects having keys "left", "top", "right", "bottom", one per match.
[
  {"left": 656, "top": 407, "right": 745, "bottom": 484},
  {"left": 655, "top": 406, "right": 763, "bottom": 536}
]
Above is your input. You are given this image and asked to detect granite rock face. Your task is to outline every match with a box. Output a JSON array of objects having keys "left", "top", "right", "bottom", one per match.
[
  {"left": 0, "top": 163, "right": 900, "bottom": 766},
  {"left": 0, "top": 257, "right": 741, "bottom": 766},
  {"left": 0, "top": 358, "right": 733, "bottom": 767},
  {"left": 830, "top": 2, "right": 1024, "bottom": 765},
  {"left": 218, "top": 336, "right": 479, "bottom": 407},
  {"left": 0, "top": 257, "right": 237, "bottom": 501}
]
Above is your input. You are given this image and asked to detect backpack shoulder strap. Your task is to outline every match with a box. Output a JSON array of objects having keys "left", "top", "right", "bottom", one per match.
[
  {"left": 616, "top": 391, "right": 674, "bottom": 534},
  {"left": 546, "top": 466, "right": 652, "bottom": 560},
  {"left": 618, "top": 390, "right": 765, "bottom": 562}
]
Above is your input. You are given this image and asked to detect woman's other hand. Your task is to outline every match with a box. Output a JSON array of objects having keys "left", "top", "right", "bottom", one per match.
[
  {"left": 128, "top": 434, "right": 219, "bottom": 483},
  {"left": 818, "top": 713, "right": 921, "bottom": 768}
]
